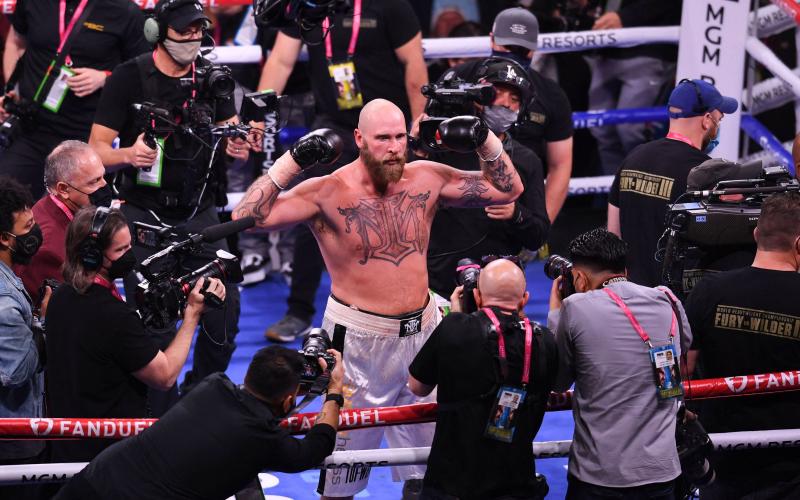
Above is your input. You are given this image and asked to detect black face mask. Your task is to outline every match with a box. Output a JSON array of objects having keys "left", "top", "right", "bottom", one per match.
[
  {"left": 491, "top": 50, "right": 531, "bottom": 69},
  {"left": 108, "top": 248, "right": 137, "bottom": 279},
  {"left": 68, "top": 183, "right": 112, "bottom": 208},
  {"left": 5, "top": 224, "right": 43, "bottom": 265}
]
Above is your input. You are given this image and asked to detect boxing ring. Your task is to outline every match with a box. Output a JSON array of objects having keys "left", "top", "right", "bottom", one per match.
[
  {"left": 1, "top": 369, "right": 799, "bottom": 484},
  {"left": 0, "top": 0, "right": 798, "bottom": 494}
]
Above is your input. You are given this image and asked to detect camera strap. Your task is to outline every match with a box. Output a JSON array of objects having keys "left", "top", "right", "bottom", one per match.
[
  {"left": 31, "top": 0, "right": 97, "bottom": 106},
  {"left": 482, "top": 308, "right": 533, "bottom": 388},
  {"left": 291, "top": 374, "right": 331, "bottom": 415}
]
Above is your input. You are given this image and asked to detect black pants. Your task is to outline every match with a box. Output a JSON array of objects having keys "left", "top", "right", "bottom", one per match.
[
  {"left": 284, "top": 116, "right": 359, "bottom": 321},
  {"left": 0, "top": 127, "right": 77, "bottom": 199},
  {"left": 121, "top": 203, "right": 241, "bottom": 416},
  {"left": 566, "top": 475, "right": 674, "bottom": 500}
]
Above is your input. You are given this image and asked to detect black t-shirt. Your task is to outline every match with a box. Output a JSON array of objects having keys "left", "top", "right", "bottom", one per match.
[
  {"left": 45, "top": 284, "right": 159, "bottom": 462},
  {"left": 685, "top": 267, "right": 800, "bottom": 480},
  {"left": 94, "top": 54, "right": 237, "bottom": 218},
  {"left": 609, "top": 138, "right": 710, "bottom": 287},
  {"left": 10, "top": 0, "right": 149, "bottom": 139},
  {"left": 69, "top": 374, "right": 336, "bottom": 500},
  {"left": 281, "top": 0, "right": 420, "bottom": 129},
  {"left": 409, "top": 308, "right": 558, "bottom": 499},
  {"left": 441, "top": 60, "right": 573, "bottom": 171},
  {"left": 427, "top": 138, "right": 549, "bottom": 297}
]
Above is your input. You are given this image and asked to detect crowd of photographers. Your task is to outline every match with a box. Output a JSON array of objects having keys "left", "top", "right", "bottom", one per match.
[{"left": 0, "top": 0, "right": 798, "bottom": 500}]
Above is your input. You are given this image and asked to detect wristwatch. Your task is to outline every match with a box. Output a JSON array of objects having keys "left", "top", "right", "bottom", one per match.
[{"left": 325, "top": 393, "right": 344, "bottom": 407}]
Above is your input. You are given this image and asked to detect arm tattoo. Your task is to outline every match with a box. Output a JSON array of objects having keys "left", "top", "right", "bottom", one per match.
[
  {"left": 481, "top": 155, "right": 514, "bottom": 193},
  {"left": 233, "top": 175, "right": 280, "bottom": 224},
  {"left": 457, "top": 175, "right": 490, "bottom": 207}
]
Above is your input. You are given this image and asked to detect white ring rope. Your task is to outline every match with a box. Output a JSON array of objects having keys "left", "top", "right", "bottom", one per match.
[{"left": 3, "top": 429, "right": 799, "bottom": 485}]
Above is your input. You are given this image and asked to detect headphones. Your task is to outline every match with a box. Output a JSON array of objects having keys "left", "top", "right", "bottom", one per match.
[
  {"left": 79, "top": 206, "right": 111, "bottom": 271},
  {"left": 678, "top": 78, "right": 709, "bottom": 116},
  {"left": 143, "top": 0, "right": 207, "bottom": 45}
]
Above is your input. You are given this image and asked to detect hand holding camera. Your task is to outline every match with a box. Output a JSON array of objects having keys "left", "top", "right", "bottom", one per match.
[
  {"left": 319, "top": 349, "right": 344, "bottom": 395},
  {"left": 184, "top": 277, "right": 226, "bottom": 319},
  {"left": 129, "top": 132, "right": 158, "bottom": 169}
]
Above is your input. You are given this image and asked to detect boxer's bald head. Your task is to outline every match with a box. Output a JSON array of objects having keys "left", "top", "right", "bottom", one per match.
[
  {"left": 354, "top": 99, "right": 408, "bottom": 195},
  {"left": 476, "top": 259, "right": 529, "bottom": 312}
]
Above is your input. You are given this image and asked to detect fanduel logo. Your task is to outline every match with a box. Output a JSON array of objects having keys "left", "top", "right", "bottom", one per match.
[
  {"left": 724, "top": 376, "right": 748, "bottom": 393},
  {"left": 30, "top": 418, "right": 54, "bottom": 436}
]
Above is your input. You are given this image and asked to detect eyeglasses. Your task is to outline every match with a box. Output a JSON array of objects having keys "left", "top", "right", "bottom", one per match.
[
  {"left": 172, "top": 26, "right": 205, "bottom": 38},
  {"left": 481, "top": 254, "right": 525, "bottom": 270}
]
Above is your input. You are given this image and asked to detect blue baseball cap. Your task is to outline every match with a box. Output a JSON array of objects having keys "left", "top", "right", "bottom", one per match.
[{"left": 668, "top": 79, "right": 738, "bottom": 119}]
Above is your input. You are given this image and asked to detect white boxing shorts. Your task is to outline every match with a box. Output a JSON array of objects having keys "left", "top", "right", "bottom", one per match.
[{"left": 317, "top": 294, "right": 441, "bottom": 497}]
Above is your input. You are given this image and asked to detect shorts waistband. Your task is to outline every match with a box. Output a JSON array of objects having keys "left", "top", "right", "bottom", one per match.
[{"left": 324, "top": 295, "right": 437, "bottom": 337}]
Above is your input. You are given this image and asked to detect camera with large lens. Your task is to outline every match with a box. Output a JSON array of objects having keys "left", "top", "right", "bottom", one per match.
[
  {"left": 544, "top": 254, "right": 576, "bottom": 299},
  {"left": 253, "top": 0, "right": 350, "bottom": 30},
  {"left": 674, "top": 406, "right": 715, "bottom": 498},
  {"left": 298, "top": 328, "right": 336, "bottom": 389},
  {"left": 456, "top": 258, "right": 481, "bottom": 314},
  {"left": 0, "top": 97, "right": 37, "bottom": 150},
  {"left": 195, "top": 64, "right": 235, "bottom": 100},
  {"left": 136, "top": 248, "right": 242, "bottom": 330}
]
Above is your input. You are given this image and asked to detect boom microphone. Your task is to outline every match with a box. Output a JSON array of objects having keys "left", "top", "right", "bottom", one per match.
[{"left": 200, "top": 216, "right": 255, "bottom": 243}]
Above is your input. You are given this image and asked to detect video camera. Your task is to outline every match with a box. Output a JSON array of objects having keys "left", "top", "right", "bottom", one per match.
[
  {"left": 253, "top": 0, "right": 350, "bottom": 31},
  {"left": 0, "top": 97, "right": 38, "bottom": 150},
  {"left": 416, "top": 77, "right": 495, "bottom": 154},
  {"left": 133, "top": 218, "right": 253, "bottom": 329},
  {"left": 660, "top": 165, "right": 799, "bottom": 293}
]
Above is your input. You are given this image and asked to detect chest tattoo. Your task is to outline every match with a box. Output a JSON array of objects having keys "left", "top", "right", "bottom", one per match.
[{"left": 337, "top": 190, "right": 430, "bottom": 266}]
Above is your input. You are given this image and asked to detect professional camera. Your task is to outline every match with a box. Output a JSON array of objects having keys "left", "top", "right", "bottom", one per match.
[
  {"left": 422, "top": 77, "right": 496, "bottom": 118},
  {"left": 660, "top": 165, "right": 799, "bottom": 293},
  {"left": 298, "top": 328, "right": 337, "bottom": 389},
  {"left": 0, "top": 97, "right": 37, "bottom": 150},
  {"left": 674, "top": 406, "right": 715, "bottom": 498},
  {"left": 136, "top": 249, "right": 242, "bottom": 330},
  {"left": 253, "top": 0, "right": 350, "bottom": 30},
  {"left": 544, "top": 254, "right": 576, "bottom": 299},
  {"left": 456, "top": 258, "right": 481, "bottom": 314},
  {"left": 194, "top": 64, "right": 235, "bottom": 100}
]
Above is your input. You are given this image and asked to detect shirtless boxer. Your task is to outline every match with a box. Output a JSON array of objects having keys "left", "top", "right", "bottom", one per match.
[{"left": 233, "top": 98, "right": 523, "bottom": 499}]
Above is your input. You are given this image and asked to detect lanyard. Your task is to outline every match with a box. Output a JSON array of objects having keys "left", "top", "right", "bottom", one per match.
[
  {"left": 49, "top": 194, "right": 74, "bottom": 221},
  {"left": 482, "top": 308, "right": 533, "bottom": 386},
  {"left": 59, "top": 0, "right": 90, "bottom": 67},
  {"left": 323, "top": 0, "right": 362, "bottom": 61},
  {"left": 603, "top": 288, "right": 676, "bottom": 348},
  {"left": 93, "top": 275, "right": 123, "bottom": 302},
  {"left": 666, "top": 132, "right": 696, "bottom": 149}
]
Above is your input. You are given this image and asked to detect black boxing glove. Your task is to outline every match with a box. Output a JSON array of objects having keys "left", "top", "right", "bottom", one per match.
[
  {"left": 289, "top": 128, "right": 344, "bottom": 168},
  {"left": 436, "top": 115, "right": 489, "bottom": 153}
]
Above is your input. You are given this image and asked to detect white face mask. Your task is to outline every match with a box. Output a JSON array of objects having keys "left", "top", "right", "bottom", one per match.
[
  {"left": 482, "top": 105, "right": 519, "bottom": 134},
  {"left": 163, "top": 38, "right": 201, "bottom": 66}
]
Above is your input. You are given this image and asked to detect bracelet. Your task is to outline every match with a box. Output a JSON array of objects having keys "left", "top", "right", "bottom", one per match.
[
  {"left": 266, "top": 169, "right": 288, "bottom": 190},
  {"left": 478, "top": 147, "right": 503, "bottom": 162}
]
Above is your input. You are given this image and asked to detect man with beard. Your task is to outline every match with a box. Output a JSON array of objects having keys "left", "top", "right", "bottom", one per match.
[
  {"left": 607, "top": 79, "right": 738, "bottom": 287},
  {"left": 233, "top": 98, "right": 523, "bottom": 499}
]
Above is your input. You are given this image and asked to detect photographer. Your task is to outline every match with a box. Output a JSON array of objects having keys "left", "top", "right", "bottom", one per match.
[
  {"left": 15, "top": 140, "right": 110, "bottom": 303},
  {"left": 55, "top": 346, "right": 344, "bottom": 500},
  {"left": 409, "top": 258, "right": 557, "bottom": 499},
  {"left": 45, "top": 206, "right": 225, "bottom": 465},
  {"left": 0, "top": 0, "right": 149, "bottom": 198},
  {"left": 422, "top": 57, "right": 549, "bottom": 300},
  {"left": 89, "top": 0, "right": 248, "bottom": 412},
  {"left": 548, "top": 228, "right": 691, "bottom": 499},
  {"left": 684, "top": 191, "right": 800, "bottom": 499},
  {"left": 0, "top": 176, "right": 46, "bottom": 497}
]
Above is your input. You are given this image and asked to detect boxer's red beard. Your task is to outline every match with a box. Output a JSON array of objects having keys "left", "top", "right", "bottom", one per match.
[{"left": 360, "top": 146, "right": 405, "bottom": 195}]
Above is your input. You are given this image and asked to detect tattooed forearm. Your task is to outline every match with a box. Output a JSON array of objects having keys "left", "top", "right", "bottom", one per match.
[
  {"left": 234, "top": 175, "right": 280, "bottom": 224},
  {"left": 457, "top": 175, "right": 490, "bottom": 207},
  {"left": 480, "top": 155, "right": 514, "bottom": 193}
]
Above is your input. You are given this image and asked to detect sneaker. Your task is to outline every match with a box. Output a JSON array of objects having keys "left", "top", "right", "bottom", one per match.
[
  {"left": 264, "top": 314, "right": 311, "bottom": 343},
  {"left": 241, "top": 253, "right": 268, "bottom": 286}
]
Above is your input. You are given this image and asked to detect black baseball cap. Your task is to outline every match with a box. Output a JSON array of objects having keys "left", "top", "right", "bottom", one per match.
[{"left": 156, "top": 0, "right": 209, "bottom": 31}]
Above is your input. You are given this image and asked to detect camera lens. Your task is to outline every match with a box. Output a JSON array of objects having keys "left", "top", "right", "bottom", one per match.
[
  {"left": 207, "top": 69, "right": 235, "bottom": 99},
  {"left": 543, "top": 254, "right": 572, "bottom": 280}
]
